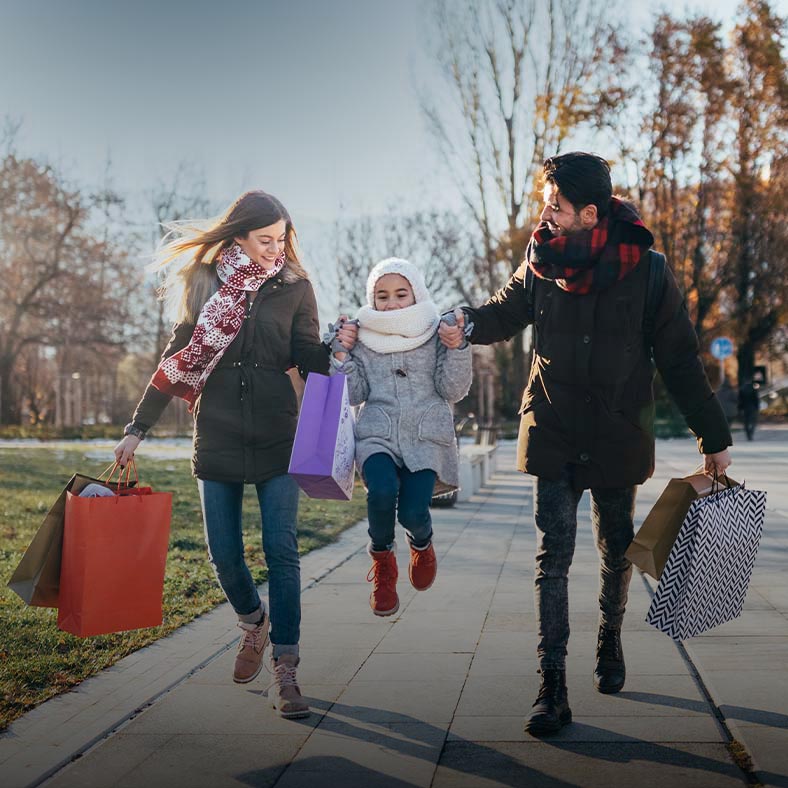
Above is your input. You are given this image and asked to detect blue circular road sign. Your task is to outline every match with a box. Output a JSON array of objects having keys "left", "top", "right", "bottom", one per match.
[{"left": 710, "top": 337, "right": 734, "bottom": 360}]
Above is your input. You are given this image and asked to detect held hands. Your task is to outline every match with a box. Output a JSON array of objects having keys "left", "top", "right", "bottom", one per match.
[
  {"left": 114, "top": 434, "right": 141, "bottom": 468},
  {"left": 438, "top": 307, "right": 466, "bottom": 350},
  {"left": 704, "top": 448, "right": 732, "bottom": 476},
  {"left": 331, "top": 315, "right": 359, "bottom": 361}
]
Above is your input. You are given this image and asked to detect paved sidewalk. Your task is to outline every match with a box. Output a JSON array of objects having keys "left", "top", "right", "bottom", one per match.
[
  {"left": 1, "top": 436, "right": 785, "bottom": 788},
  {"left": 640, "top": 428, "right": 788, "bottom": 788}
]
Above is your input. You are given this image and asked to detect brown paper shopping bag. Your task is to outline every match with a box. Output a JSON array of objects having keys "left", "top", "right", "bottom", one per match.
[
  {"left": 626, "top": 472, "right": 737, "bottom": 580},
  {"left": 7, "top": 470, "right": 136, "bottom": 608}
]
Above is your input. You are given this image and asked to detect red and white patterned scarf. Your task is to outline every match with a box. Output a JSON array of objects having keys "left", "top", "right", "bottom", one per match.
[{"left": 151, "top": 244, "right": 285, "bottom": 408}]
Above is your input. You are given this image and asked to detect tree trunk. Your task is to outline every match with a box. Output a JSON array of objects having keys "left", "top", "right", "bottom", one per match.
[
  {"left": 0, "top": 355, "right": 19, "bottom": 424},
  {"left": 737, "top": 342, "right": 755, "bottom": 384}
]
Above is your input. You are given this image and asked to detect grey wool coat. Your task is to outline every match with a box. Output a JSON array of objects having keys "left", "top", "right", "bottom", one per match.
[{"left": 334, "top": 335, "right": 473, "bottom": 492}]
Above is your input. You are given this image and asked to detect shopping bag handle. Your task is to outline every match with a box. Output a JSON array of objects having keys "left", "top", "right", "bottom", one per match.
[
  {"left": 691, "top": 463, "right": 733, "bottom": 494},
  {"left": 710, "top": 466, "right": 733, "bottom": 493},
  {"left": 100, "top": 459, "right": 140, "bottom": 491}
]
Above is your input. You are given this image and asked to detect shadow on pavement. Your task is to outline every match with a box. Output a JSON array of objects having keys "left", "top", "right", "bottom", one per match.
[
  {"left": 232, "top": 696, "right": 750, "bottom": 788},
  {"left": 619, "top": 690, "right": 788, "bottom": 787}
]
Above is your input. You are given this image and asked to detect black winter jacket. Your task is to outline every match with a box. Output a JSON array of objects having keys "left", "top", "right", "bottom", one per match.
[
  {"left": 464, "top": 254, "right": 732, "bottom": 489},
  {"left": 132, "top": 264, "right": 329, "bottom": 483}
]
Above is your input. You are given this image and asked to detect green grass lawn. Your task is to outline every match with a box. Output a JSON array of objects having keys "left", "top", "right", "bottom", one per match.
[{"left": 0, "top": 448, "right": 368, "bottom": 732}]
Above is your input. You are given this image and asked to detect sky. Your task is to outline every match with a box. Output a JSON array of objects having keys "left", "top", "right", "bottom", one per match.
[
  {"left": 1, "top": 0, "right": 762, "bottom": 219},
  {"left": 1, "top": 0, "right": 445, "bottom": 223},
  {"left": 0, "top": 0, "right": 779, "bottom": 314}
]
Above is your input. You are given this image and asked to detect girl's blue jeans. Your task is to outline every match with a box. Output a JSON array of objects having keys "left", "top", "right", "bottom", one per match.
[
  {"left": 197, "top": 474, "right": 300, "bottom": 656},
  {"left": 363, "top": 452, "right": 436, "bottom": 552}
]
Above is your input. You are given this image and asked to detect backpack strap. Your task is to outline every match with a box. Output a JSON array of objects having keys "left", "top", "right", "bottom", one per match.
[
  {"left": 643, "top": 249, "right": 666, "bottom": 355},
  {"left": 525, "top": 263, "right": 535, "bottom": 324},
  {"left": 526, "top": 252, "right": 666, "bottom": 352}
]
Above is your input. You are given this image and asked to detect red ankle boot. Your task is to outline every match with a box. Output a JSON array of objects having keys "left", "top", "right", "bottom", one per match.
[{"left": 367, "top": 548, "right": 399, "bottom": 616}]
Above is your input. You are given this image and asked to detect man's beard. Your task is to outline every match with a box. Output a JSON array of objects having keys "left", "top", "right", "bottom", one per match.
[{"left": 548, "top": 218, "right": 582, "bottom": 237}]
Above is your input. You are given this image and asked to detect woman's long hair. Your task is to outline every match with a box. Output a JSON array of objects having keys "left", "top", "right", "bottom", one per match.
[{"left": 155, "top": 191, "right": 309, "bottom": 324}]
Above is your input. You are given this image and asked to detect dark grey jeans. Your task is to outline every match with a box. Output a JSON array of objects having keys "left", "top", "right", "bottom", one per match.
[{"left": 533, "top": 469, "right": 636, "bottom": 670}]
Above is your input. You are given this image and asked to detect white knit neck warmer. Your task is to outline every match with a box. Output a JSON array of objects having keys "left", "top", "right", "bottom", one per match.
[{"left": 356, "top": 301, "right": 440, "bottom": 354}]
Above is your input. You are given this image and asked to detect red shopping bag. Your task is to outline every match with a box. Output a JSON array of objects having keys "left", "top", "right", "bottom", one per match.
[{"left": 57, "top": 465, "right": 172, "bottom": 637}]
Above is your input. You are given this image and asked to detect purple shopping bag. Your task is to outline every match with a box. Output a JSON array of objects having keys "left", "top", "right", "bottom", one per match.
[{"left": 288, "top": 373, "right": 356, "bottom": 500}]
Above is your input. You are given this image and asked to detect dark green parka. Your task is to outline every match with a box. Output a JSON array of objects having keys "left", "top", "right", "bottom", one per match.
[
  {"left": 464, "top": 254, "right": 732, "bottom": 490},
  {"left": 132, "top": 264, "right": 329, "bottom": 483}
]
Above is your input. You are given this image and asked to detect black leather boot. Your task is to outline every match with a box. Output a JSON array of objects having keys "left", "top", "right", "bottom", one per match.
[
  {"left": 524, "top": 668, "right": 572, "bottom": 736},
  {"left": 594, "top": 626, "right": 626, "bottom": 694}
]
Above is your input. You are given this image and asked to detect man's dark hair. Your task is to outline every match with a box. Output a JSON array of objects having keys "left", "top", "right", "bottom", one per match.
[{"left": 542, "top": 152, "right": 612, "bottom": 218}]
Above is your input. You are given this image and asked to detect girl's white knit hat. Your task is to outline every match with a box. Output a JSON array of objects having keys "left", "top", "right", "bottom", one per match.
[{"left": 366, "top": 257, "right": 430, "bottom": 306}]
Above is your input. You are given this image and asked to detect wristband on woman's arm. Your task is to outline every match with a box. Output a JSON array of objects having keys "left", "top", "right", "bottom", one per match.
[{"left": 123, "top": 422, "right": 147, "bottom": 440}]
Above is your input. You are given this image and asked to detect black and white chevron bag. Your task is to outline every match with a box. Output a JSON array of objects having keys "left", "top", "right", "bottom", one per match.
[{"left": 646, "top": 483, "right": 767, "bottom": 640}]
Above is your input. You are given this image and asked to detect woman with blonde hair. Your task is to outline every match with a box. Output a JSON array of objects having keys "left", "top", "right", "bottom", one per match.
[{"left": 115, "top": 191, "right": 337, "bottom": 719}]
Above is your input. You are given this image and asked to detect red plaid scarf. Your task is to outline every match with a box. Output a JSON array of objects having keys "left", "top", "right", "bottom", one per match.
[
  {"left": 151, "top": 244, "right": 285, "bottom": 409},
  {"left": 527, "top": 197, "right": 654, "bottom": 294}
]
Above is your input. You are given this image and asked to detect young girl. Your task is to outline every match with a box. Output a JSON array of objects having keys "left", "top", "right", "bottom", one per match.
[
  {"left": 114, "top": 191, "right": 329, "bottom": 719},
  {"left": 332, "top": 258, "right": 472, "bottom": 616}
]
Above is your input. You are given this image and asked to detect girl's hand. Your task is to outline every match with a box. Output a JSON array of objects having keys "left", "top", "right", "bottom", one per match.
[
  {"left": 114, "top": 434, "right": 141, "bottom": 468},
  {"left": 336, "top": 315, "right": 358, "bottom": 351},
  {"left": 438, "top": 308, "right": 466, "bottom": 349}
]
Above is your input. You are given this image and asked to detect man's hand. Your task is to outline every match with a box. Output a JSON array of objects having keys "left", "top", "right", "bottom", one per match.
[
  {"left": 438, "top": 307, "right": 466, "bottom": 349},
  {"left": 704, "top": 448, "right": 732, "bottom": 476}
]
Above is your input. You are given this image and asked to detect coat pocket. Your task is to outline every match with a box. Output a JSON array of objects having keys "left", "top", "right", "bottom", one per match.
[
  {"left": 417, "top": 402, "right": 455, "bottom": 446},
  {"left": 355, "top": 404, "right": 392, "bottom": 440}
]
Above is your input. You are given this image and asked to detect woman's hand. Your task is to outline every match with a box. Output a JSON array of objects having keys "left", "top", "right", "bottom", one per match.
[
  {"left": 335, "top": 315, "right": 358, "bottom": 352},
  {"left": 114, "top": 434, "right": 141, "bottom": 468}
]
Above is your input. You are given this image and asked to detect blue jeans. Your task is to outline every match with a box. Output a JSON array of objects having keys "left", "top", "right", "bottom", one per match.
[
  {"left": 533, "top": 469, "right": 636, "bottom": 670},
  {"left": 362, "top": 453, "right": 436, "bottom": 551},
  {"left": 198, "top": 474, "right": 300, "bottom": 656}
]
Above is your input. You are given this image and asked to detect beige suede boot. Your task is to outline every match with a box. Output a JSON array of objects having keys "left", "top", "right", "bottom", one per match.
[
  {"left": 269, "top": 654, "right": 310, "bottom": 719},
  {"left": 233, "top": 612, "right": 269, "bottom": 684}
]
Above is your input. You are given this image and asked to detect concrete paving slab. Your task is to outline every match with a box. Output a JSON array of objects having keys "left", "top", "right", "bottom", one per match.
[
  {"left": 724, "top": 725, "right": 788, "bottom": 788},
  {"left": 286, "top": 720, "right": 445, "bottom": 785},
  {"left": 274, "top": 767, "right": 425, "bottom": 788},
  {"left": 467, "top": 641, "right": 690, "bottom": 679},
  {"left": 352, "top": 652, "right": 472, "bottom": 682},
  {"left": 328, "top": 679, "right": 465, "bottom": 724},
  {"left": 482, "top": 611, "right": 536, "bottom": 631},
  {"left": 112, "top": 733, "right": 304, "bottom": 788},
  {"left": 374, "top": 626, "right": 482, "bottom": 654},
  {"left": 686, "top": 609, "right": 788, "bottom": 638},
  {"left": 43, "top": 734, "right": 175, "bottom": 788},
  {"left": 186, "top": 647, "right": 371, "bottom": 686},
  {"left": 683, "top": 637, "right": 788, "bottom": 672},
  {"left": 455, "top": 674, "right": 710, "bottom": 719},
  {"left": 448, "top": 714, "right": 724, "bottom": 743},
  {"left": 382, "top": 610, "right": 488, "bottom": 632},
  {"left": 122, "top": 682, "right": 342, "bottom": 735},
  {"left": 473, "top": 630, "right": 538, "bottom": 657},
  {"left": 693, "top": 670, "right": 788, "bottom": 722},
  {"left": 297, "top": 621, "right": 394, "bottom": 651},
  {"left": 432, "top": 741, "right": 746, "bottom": 788}
]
